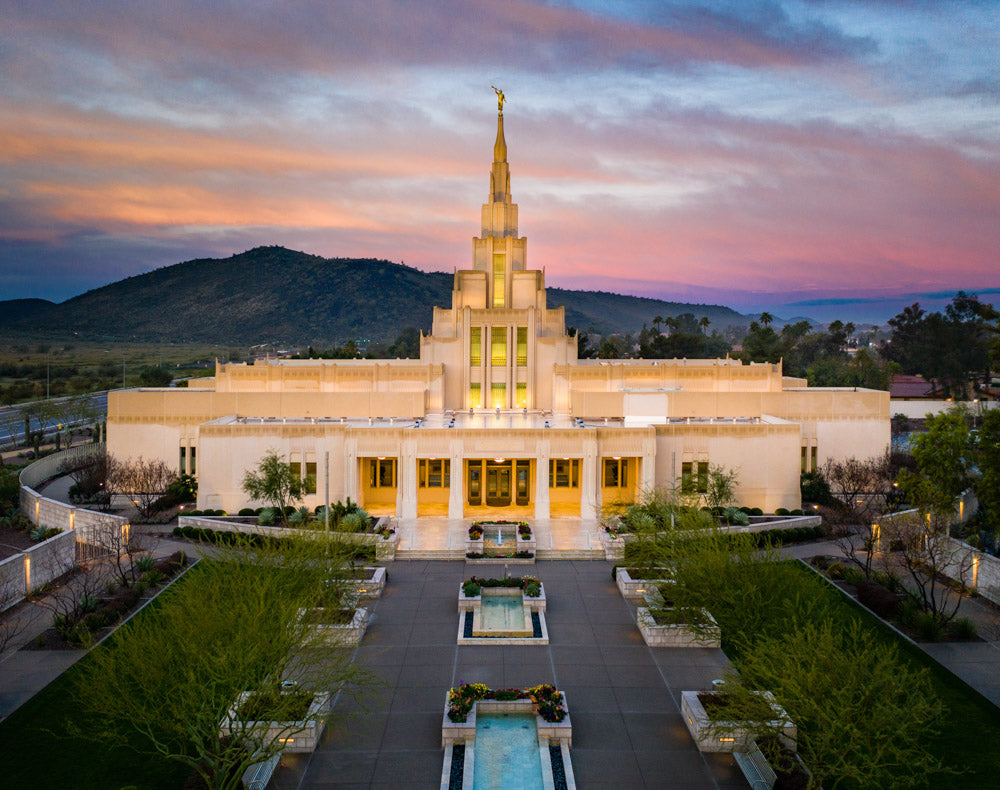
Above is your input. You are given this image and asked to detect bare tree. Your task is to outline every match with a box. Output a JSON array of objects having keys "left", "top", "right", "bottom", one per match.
[
  {"left": 60, "top": 448, "right": 111, "bottom": 510},
  {"left": 825, "top": 454, "right": 894, "bottom": 577},
  {"left": 96, "top": 521, "right": 156, "bottom": 589},
  {"left": 108, "top": 455, "right": 177, "bottom": 521},
  {"left": 35, "top": 560, "right": 112, "bottom": 645},
  {"left": 879, "top": 510, "right": 974, "bottom": 626}
]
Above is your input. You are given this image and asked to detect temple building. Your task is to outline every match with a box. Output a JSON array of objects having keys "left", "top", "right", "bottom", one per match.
[{"left": 107, "top": 102, "right": 890, "bottom": 520}]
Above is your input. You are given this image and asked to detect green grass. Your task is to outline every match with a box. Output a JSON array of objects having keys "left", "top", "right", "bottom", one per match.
[
  {"left": 0, "top": 594, "right": 190, "bottom": 789},
  {"left": 775, "top": 562, "right": 1000, "bottom": 789}
]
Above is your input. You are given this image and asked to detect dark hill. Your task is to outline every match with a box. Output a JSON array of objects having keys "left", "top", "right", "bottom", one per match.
[{"left": 0, "top": 247, "right": 747, "bottom": 344}]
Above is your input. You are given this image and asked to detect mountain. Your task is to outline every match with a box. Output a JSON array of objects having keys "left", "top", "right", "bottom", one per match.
[{"left": 0, "top": 246, "right": 748, "bottom": 344}]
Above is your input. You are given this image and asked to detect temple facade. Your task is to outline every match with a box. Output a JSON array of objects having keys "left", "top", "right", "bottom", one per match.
[{"left": 107, "top": 104, "right": 890, "bottom": 520}]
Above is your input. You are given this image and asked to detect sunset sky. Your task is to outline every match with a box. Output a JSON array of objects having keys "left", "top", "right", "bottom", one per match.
[{"left": 2, "top": 1, "right": 998, "bottom": 323}]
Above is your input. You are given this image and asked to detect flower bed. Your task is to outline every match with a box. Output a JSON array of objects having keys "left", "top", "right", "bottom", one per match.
[
  {"left": 442, "top": 684, "right": 572, "bottom": 748},
  {"left": 466, "top": 521, "right": 535, "bottom": 559},
  {"left": 458, "top": 576, "right": 545, "bottom": 609},
  {"left": 220, "top": 688, "right": 330, "bottom": 755},
  {"left": 681, "top": 689, "right": 795, "bottom": 753}
]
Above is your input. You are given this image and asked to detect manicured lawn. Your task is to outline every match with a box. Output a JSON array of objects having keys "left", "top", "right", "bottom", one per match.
[
  {"left": 0, "top": 591, "right": 191, "bottom": 789},
  {"left": 772, "top": 562, "right": 1000, "bottom": 789}
]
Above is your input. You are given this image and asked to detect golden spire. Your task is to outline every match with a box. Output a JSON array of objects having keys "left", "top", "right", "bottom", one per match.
[{"left": 491, "top": 86, "right": 507, "bottom": 163}]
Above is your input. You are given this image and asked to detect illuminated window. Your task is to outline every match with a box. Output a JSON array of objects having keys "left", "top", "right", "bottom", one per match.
[
  {"left": 811, "top": 446, "right": 818, "bottom": 472},
  {"left": 418, "top": 459, "right": 450, "bottom": 488},
  {"left": 516, "top": 382, "right": 527, "bottom": 408},
  {"left": 801, "top": 446, "right": 808, "bottom": 473},
  {"left": 491, "top": 382, "right": 506, "bottom": 408},
  {"left": 516, "top": 326, "right": 527, "bottom": 366},
  {"left": 681, "top": 461, "right": 708, "bottom": 494},
  {"left": 305, "top": 461, "right": 317, "bottom": 494},
  {"left": 470, "top": 382, "right": 482, "bottom": 408},
  {"left": 179, "top": 446, "right": 186, "bottom": 474},
  {"left": 492, "top": 253, "right": 505, "bottom": 307},
  {"left": 491, "top": 327, "right": 506, "bottom": 366},
  {"left": 549, "top": 459, "right": 579, "bottom": 488},
  {"left": 604, "top": 459, "right": 628, "bottom": 487},
  {"left": 368, "top": 459, "right": 396, "bottom": 488},
  {"left": 189, "top": 447, "right": 196, "bottom": 475},
  {"left": 470, "top": 327, "right": 481, "bottom": 366},
  {"left": 290, "top": 461, "right": 301, "bottom": 483}
]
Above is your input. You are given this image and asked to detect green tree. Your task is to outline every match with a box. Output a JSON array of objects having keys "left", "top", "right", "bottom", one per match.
[
  {"left": 75, "top": 536, "right": 375, "bottom": 790},
  {"left": 899, "top": 409, "right": 971, "bottom": 520},
  {"left": 138, "top": 366, "right": 172, "bottom": 387},
  {"left": 242, "top": 450, "right": 304, "bottom": 525},
  {"left": 975, "top": 409, "right": 1000, "bottom": 532},
  {"left": 708, "top": 621, "right": 945, "bottom": 790},
  {"left": 704, "top": 464, "right": 739, "bottom": 513}
]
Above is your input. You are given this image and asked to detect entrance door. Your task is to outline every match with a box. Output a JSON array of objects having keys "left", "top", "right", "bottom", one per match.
[
  {"left": 467, "top": 464, "right": 481, "bottom": 506},
  {"left": 515, "top": 460, "right": 530, "bottom": 506},
  {"left": 485, "top": 462, "right": 511, "bottom": 506}
]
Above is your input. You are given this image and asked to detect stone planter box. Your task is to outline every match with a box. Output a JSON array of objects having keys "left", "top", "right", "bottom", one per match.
[
  {"left": 636, "top": 606, "right": 721, "bottom": 648},
  {"left": 441, "top": 693, "right": 572, "bottom": 748},
  {"left": 465, "top": 554, "right": 535, "bottom": 565},
  {"left": 220, "top": 690, "right": 330, "bottom": 754},
  {"left": 681, "top": 690, "right": 795, "bottom": 753},
  {"left": 467, "top": 523, "right": 534, "bottom": 557},
  {"left": 600, "top": 531, "right": 626, "bottom": 561},
  {"left": 345, "top": 566, "right": 387, "bottom": 599},
  {"left": 301, "top": 606, "right": 369, "bottom": 646},
  {"left": 615, "top": 566, "right": 673, "bottom": 600},
  {"left": 458, "top": 581, "right": 546, "bottom": 612}
]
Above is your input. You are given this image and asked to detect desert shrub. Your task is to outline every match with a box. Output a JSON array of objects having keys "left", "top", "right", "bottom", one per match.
[
  {"left": 462, "top": 580, "right": 481, "bottom": 597},
  {"left": 524, "top": 580, "right": 541, "bottom": 597},
  {"left": 257, "top": 508, "right": 276, "bottom": 526},
  {"left": 841, "top": 566, "right": 867, "bottom": 586},
  {"left": 750, "top": 507, "right": 763, "bottom": 516},
  {"left": 948, "top": 617, "right": 978, "bottom": 641},
  {"left": 238, "top": 508, "right": 256, "bottom": 516},
  {"left": 856, "top": 580, "right": 902, "bottom": 619},
  {"left": 826, "top": 562, "right": 845, "bottom": 580},
  {"left": 775, "top": 507, "right": 790, "bottom": 516}
]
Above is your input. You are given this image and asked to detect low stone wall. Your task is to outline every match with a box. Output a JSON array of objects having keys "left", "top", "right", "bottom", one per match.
[
  {"left": 943, "top": 537, "right": 1000, "bottom": 606},
  {"left": 0, "top": 529, "right": 77, "bottom": 610},
  {"left": 176, "top": 515, "right": 399, "bottom": 560},
  {"left": 635, "top": 606, "right": 721, "bottom": 648}
]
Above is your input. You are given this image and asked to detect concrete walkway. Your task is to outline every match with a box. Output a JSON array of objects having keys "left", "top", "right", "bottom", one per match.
[
  {"left": 394, "top": 517, "right": 605, "bottom": 557},
  {"left": 275, "top": 560, "right": 744, "bottom": 790}
]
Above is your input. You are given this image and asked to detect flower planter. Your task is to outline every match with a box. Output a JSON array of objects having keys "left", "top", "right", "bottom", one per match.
[
  {"left": 615, "top": 566, "right": 673, "bottom": 600},
  {"left": 300, "top": 606, "right": 369, "bottom": 646},
  {"left": 635, "top": 606, "right": 721, "bottom": 648},
  {"left": 220, "top": 690, "right": 330, "bottom": 755},
  {"left": 441, "top": 689, "right": 572, "bottom": 747},
  {"left": 345, "top": 566, "right": 387, "bottom": 599},
  {"left": 681, "top": 690, "right": 795, "bottom": 753},
  {"left": 458, "top": 581, "right": 546, "bottom": 612},
  {"left": 600, "top": 531, "right": 626, "bottom": 561}
]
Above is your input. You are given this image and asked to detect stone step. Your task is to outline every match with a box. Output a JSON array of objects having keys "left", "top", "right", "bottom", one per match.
[
  {"left": 395, "top": 550, "right": 466, "bottom": 560},
  {"left": 535, "top": 549, "right": 606, "bottom": 560}
]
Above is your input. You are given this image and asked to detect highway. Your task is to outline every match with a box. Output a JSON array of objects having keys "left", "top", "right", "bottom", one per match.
[{"left": 0, "top": 391, "right": 110, "bottom": 449}]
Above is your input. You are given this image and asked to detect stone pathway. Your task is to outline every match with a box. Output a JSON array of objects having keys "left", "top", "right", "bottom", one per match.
[{"left": 274, "top": 560, "right": 744, "bottom": 790}]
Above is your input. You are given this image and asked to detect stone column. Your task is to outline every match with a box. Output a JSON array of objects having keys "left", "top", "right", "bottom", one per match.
[
  {"left": 344, "top": 438, "right": 359, "bottom": 504},
  {"left": 534, "top": 440, "right": 550, "bottom": 519},
  {"left": 642, "top": 435, "right": 656, "bottom": 494},
  {"left": 397, "top": 440, "right": 418, "bottom": 520},
  {"left": 448, "top": 440, "right": 464, "bottom": 520},
  {"left": 580, "top": 437, "right": 599, "bottom": 521}
]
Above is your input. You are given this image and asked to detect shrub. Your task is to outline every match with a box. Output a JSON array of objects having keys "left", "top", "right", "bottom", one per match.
[
  {"left": 856, "top": 579, "right": 902, "bottom": 619},
  {"left": 135, "top": 555, "right": 156, "bottom": 573},
  {"left": 790, "top": 509, "right": 804, "bottom": 516},
  {"left": 462, "top": 580, "right": 481, "bottom": 597},
  {"left": 258, "top": 508, "right": 276, "bottom": 526},
  {"left": 238, "top": 508, "right": 256, "bottom": 516},
  {"left": 841, "top": 566, "right": 867, "bottom": 586},
  {"left": 775, "top": 507, "right": 790, "bottom": 516},
  {"left": 948, "top": 617, "right": 978, "bottom": 641},
  {"left": 750, "top": 507, "right": 763, "bottom": 516},
  {"left": 524, "top": 581, "right": 541, "bottom": 597},
  {"left": 826, "top": 562, "right": 845, "bottom": 580}
]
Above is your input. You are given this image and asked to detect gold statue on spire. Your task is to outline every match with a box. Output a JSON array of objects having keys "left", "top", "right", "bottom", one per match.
[{"left": 491, "top": 85, "right": 506, "bottom": 114}]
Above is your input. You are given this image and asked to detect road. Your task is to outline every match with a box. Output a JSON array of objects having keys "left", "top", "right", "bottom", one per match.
[{"left": 0, "top": 391, "right": 110, "bottom": 449}]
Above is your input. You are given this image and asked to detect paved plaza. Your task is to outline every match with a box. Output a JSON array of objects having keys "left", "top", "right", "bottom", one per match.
[{"left": 274, "top": 560, "right": 745, "bottom": 790}]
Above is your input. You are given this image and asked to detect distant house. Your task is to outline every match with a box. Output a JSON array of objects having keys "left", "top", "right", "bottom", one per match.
[{"left": 889, "top": 374, "right": 936, "bottom": 400}]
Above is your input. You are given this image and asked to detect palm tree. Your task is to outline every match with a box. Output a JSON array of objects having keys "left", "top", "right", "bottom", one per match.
[
  {"left": 759, "top": 312, "right": 773, "bottom": 328},
  {"left": 652, "top": 315, "right": 664, "bottom": 335},
  {"left": 698, "top": 316, "right": 711, "bottom": 335},
  {"left": 664, "top": 317, "right": 679, "bottom": 337}
]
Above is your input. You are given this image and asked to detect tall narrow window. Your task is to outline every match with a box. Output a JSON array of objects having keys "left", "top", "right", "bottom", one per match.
[
  {"left": 470, "top": 382, "right": 482, "bottom": 408},
  {"left": 492, "top": 253, "right": 505, "bottom": 307},
  {"left": 189, "top": 446, "right": 196, "bottom": 475},
  {"left": 305, "top": 461, "right": 317, "bottom": 494},
  {"left": 370, "top": 458, "right": 396, "bottom": 488},
  {"left": 290, "top": 461, "right": 301, "bottom": 483},
  {"left": 491, "top": 382, "right": 506, "bottom": 408},
  {"left": 801, "top": 446, "right": 808, "bottom": 473},
  {"left": 491, "top": 327, "right": 506, "bottom": 366},
  {"left": 549, "top": 459, "right": 580, "bottom": 488},
  {"left": 516, "top": 326, "right": 527, "bottom": 366},
  {"left": 515, "top": 382, "right": 527, "bottom": 408},
  {"left": 179, "top": 446, "right": 186, "bottom": 474},
  {"left": 470, "top": 327, "right": 481, "bottom": 366},
  {"left": 811, "top": 446, "right": 818, "bottom": 472},
  {"left": 681, "top": 461, "right": 694, "bottom": 494}
]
